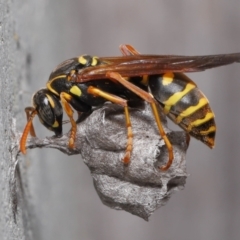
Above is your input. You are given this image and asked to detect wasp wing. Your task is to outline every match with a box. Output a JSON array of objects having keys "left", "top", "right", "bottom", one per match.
[{"left": 76, "top": 53, "right": 240, "bottom": 82}]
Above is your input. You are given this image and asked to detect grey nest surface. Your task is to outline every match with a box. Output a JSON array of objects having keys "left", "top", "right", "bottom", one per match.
[{"left": 19, "top": 102, "right": 189, "bottom": 220}]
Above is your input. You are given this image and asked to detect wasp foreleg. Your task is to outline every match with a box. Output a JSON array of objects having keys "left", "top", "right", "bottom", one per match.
[{"left": 60, "top": 92, "right": 77, "bottom": 149}]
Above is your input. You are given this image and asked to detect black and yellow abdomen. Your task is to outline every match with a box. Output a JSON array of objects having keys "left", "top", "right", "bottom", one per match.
[{"left": 149, "top": 72, "right": 216, "bottom": 148}]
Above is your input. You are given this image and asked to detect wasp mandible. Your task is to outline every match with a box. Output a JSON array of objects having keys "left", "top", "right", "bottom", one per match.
[{"left": 20, "top": 44, "right": 240, "bottom": 170}]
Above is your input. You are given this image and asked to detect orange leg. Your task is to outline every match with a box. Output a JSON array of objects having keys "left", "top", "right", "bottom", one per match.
[
  {"left": 87, "top": 86, "right": 133, "bottom": 164},
  {"left": 60, "top": 92, "right": 77, "bottom": 148},
  {"left": 20, "top": 107, "right": 37, "bottom": 154},
  {"left": 106, "top": 71, "right": 174, "bottom": 171}
]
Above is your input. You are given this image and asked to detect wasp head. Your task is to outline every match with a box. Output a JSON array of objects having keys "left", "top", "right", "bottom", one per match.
[{"left": 32, "top": 88, "right": 63, "bottom": 136}]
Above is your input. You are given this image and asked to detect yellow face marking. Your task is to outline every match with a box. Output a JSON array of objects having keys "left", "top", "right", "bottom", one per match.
[
  {"left": 141, "top": 75, "right": 149, "bottom": 86},
  {"left": 187, "top": 112, "right": 215, "bottom": 131},
  {"left": 200, "top": 126, "right": 216, "bottom": 135},
  {"left": 163, "top": 83, "right": 195, "bottom": 113},
  {"left": 47, "top": 75, "right": 66, "bottom": 96},
  {"left": 52, "top": 121, "right": 59, "bottom": 128},
  {"left": 46, "top": 94, "right": 55, "bottom": 108},
  {"left": 162, "top": 72, "right": 174, "bottom": 86},
  {"left": 176, "top": 98, "right": 209, "bottom": 123},
  {"left": 78, "top": 55, "right": 87, "bottom": 65},
  {"left": 91, "top": 56, "right": 99, "bottom": 66},
  {"left": 70, "top": 85, "right": 82, "bottom": 97}
]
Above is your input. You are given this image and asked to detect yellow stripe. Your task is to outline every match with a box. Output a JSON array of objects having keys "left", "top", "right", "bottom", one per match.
[
  {"left": 200, "top": 126, "right": 216, "bottom": 135},
  {"left": 47, "top": 75, "right": 66, "bottom": 96},
  {"left": 187, "top": 112, "right": 214, "bottom": 131},
  {"left": 78, "top": 55, "right": 87, "bottom": 65},
  {"left": 162, "top": 72, "right": 174, "bottom": 86},
  {"left": 91, "top": 56, "right": 99, "bottom": 66},
  {"left": 163, "top": 83, "right": 195, "bottom": 113},
  {"left": 176, "top": 98, "right": 209, "bottom": 123},
  {"left": 163, "top": 105, "right": 171, "bottom": 114}
]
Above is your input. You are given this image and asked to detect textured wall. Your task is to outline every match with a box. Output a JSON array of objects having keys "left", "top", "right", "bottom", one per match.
[
  {"left": 0, "top": 0, "right": 25, "bottom": 239},
  {"left": 2, "top": 0, "right": 240, "bottom": 240}
]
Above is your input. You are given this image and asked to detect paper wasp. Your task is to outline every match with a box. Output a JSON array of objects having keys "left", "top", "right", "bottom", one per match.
[{"left": 20, "top": 44, "right": 240, "bottom": 170}]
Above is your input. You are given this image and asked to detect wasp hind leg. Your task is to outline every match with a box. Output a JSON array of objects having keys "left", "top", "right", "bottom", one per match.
[
  {"left": 87, "top": 86, "right": 133, "bottom": 164},
  {"left": 117, "top": 45, "right": 174, "bottom": 170},
  {"left": 106, "top": 71, "right": 174, "bottom": 171}
]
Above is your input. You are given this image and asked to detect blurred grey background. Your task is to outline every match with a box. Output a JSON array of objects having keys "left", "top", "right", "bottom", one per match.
[{"left": 14, "top": 0, "right": 240, "bottom": 239}]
